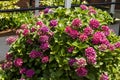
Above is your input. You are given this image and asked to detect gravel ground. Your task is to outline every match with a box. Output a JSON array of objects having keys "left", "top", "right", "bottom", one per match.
[{"left": 0, "top": 36, "right": 10, "bottom": 61}]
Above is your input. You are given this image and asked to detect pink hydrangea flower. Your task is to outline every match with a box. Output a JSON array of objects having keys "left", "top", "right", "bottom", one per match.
[
  {"left": 40, "top": 42, "right": 49, "bottom": 51},
  {"left": 16, "top": 29, "right": 22, "bottom": 35},
  {"left": 87, "top": 56, "right": 96, "bottom": 64},
  {"left": 42, "top": 56, "right": 49, "bottom": 63},
  {"left": 102, "top": 26, "right": 110, "bottom": 36},
  {"left": 100, "top": 73, "right": 109, "bottom": 80},
  {"left": 103, "top": 31, "right": 110, "bottom": 36},
  {"left": 79, "top": 33, "right": 88, "bottom": 42},
  {"left": 39, "top": 26, "right": 49, "bottom": 33},
  {"left": 88, "top": 6, "right": 97, "bottom": 15},
  {"left": 88, "top": 9, "right": 97, "bottom": 15},
  {"left": 69, "top": 29, "right": 79, "bottom": 39},
  {"left": 6, "top": 36, "right": 17, "bottom": 45},
  {"left": 80, "top": 5, "right": 88, "bottom": 10},
  {"left": 88, "top": 6, "right": 94, "bottom": 10},
  {"left": 89, "top": 19, "right": 100, "bottom": 29},
  {"left": 36, "top": 21, "right": 44, "bottom": 26},
  {"left": 44, "top": 8, "right": 50, "bottom": 14},
  {"left": 48, "top": 31, "right": 54, "bottom": 37},
  {"left": 98, "top": 44, "right": 107, "bottom": 51},
  {"left": 29, "top": 50, "right": 42, "bottom": 58},
  {"left": 65, "top": 26, "right": 79, "bottom": 39},
  {"left": 26, "top": 39, "right": 33, "bottom": 44},
  {"left": 85, "top": 47, "right": 96, "bottom": 57},
  {"left": 92, "top": 31, "right": 107, "bottom": 45},
  {"left": 39, "top": 35, "right": 49, "bottom": 43},
  {"left": 30, "top": 27, "right": 36, "bottom": 32},
  {"left": 22, "top": 29, "right": 30, "bottom": 36},
  {"left": 49, "top": 20, "right": 58, "bottom": 27},
  {"left": 20, "top": 24, "right": 28, "bottom": 30},
  {"left": 20, "top": 78, "right": 25, "bottom": 80},
  {"left": 101, "top": 39, "right": 110, "bottom": 45},
  {"left": 26, "top": 69, "right": 35, "bottom": 78},
  {"left": 75, "top": 67, "right": 88, "bottom": 77},
  {"left": 76, "top": 58, "right": 87, "bottom": 67},
  {"left": 85, "top": 47, "right": 97, "bottom": 64},
  {"left": 65, "top": 26, "right": 72, "bottom": 33},
  {"left": 71, "top": 18, "right": 82, "bottom": 28},
  {"left": 114, "top": 42, "right": 120, "bottom": 48},
  {"left": 67, "top": 46, "right": 74, "bottom": 53},
  {"left": 14, "top": 58, "right": 23, "bottom": 67},
  {"left": 6, "top": 52, "right": 12, "bottom": 60},
  {"left": 44, "top": 8, "right": 53, "bottom": 14},
  {"left": 102, "top": 26, "right": 110, "bottom": 31},
  {"left": 1, "top": 61, "right": 12, "bottom": 70},
  {"left": 69, "top": 58, "right": 77, "bottom": 66},
  {"left": 83, "top": 27, "right": 93, "bottom": 36},
  {"left": 20, "top": 68, "right": 27, "bottom": 74},
  {"left": 107, "top": 44, "right": 115, "bottom": 51}
]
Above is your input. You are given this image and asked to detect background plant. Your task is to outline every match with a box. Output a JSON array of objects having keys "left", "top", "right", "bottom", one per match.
[
  {"left": 0, "top": 0, "right": 35, "bottom": 31},
  {"left": 0, "top": 0, "right": 19, "bottom": 18},
  {"left": 0, "top": 11, "right": 35, "bottom": 31},
  {"left": 40, "top": 0, "right": 81, "bottom": 6},
  {"left": 1, "top": 5, "right": 120, "bottom": 80}
]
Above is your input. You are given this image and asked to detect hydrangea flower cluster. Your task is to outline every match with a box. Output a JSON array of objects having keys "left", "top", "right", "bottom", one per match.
[
  {"left": 6, "top": 36, "right": 17, "bottom": 45},
  {"left": 65, "top": 26, "right": 79, "bottom": 39},
  {"left": 83, "top": 26, "right": 93, "bottom": 36},
  {"left": 44, "top": 8, "right": 53, "bottom": 14},
  {"left": 14, "top": 58, "right": 23, "bottom": 67},
  {"left": 92, "top": 31, "right": 108, "bottom": 45},
  {"left": 67, "top": 46, "right": 74, "bottom": 53},
  {"left": 89, "top": 19, "right": 100, "bottom": 29},
  {"left": 69, "top": 58, "right": 88, "bottom": 77},
  {"left": 114, "top": 42, "right": 120, "bottom": 48},
  {"left": 100, "top": 73, "right": 109, "bottom": 80},
  {"left": 1, "top": 61, "right": 12, "bottom": 70},
  {"left": 79, "top": 33, "right": 88, "bottom": 42},
  {"left": 85, "top": 47, "right": 97, "bottom": 64},
  {"left": 49, "top": 19, "right": 58, "bottom": 27},
  {"left": 71, "top": 18, "right": 82, "bottom": 28},
  {"left": 80, "top": 5, "right": 88, "bottom": 10},
  {"left": 75, "top": 67, "right": 88, "bottom": 77},
  {"left": 88, "top": 6, "right": 97, "bottom": 15},
  {"left": 29, "top": 50, "right": 43, "bottom": 58},
  {"left": 76, "top": 58, "right": 87, "bottom": 67},
  {"left": 101, "top": 26, "right": 110, "bottom": 36}
]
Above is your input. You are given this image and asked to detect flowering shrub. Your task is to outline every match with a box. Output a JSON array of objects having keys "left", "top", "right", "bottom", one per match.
[{"left": 1, "top": 5, "right": 120, "bottom": 80}]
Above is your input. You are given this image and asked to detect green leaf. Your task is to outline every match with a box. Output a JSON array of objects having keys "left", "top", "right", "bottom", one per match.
[{"left": 86, "top": 73, "right": 96, "bottom": 80}]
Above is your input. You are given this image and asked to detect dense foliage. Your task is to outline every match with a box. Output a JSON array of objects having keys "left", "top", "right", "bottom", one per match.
[
  {"left": 0, "top": 0, "right": 19, "bottom": 18},
  {"left": 1, "top": 5, "right": 120, "bottom": 80},
  {"left": 0, "top": 0, "right": 19, "bottom": 30},
  {"left": 0, "top": 0, "right": 34, "bottom": 31},
  {"left": 0, "top": 12, "right": 34, "bottom": 31},
  {"left": 40, "top": 0, "right": 81, "bottom": 6}
]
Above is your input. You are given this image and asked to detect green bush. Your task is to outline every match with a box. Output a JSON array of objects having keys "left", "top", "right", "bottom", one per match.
[
  {"left": 40, "top": 0, "right": 81, "bottom": 6},
  {"left": 0, "top": 0, "right": 19, "bottom": 30},
  {"left": 0, "top": 12, "right": 35, "bottom": 31},
  {"left": 1, "top": 5, "right": 120, "bottom": 80}
]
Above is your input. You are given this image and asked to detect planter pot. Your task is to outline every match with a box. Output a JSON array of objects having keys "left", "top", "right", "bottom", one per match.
[{"left": 109, "top": 21, "right": 120, "bottom": 35}]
